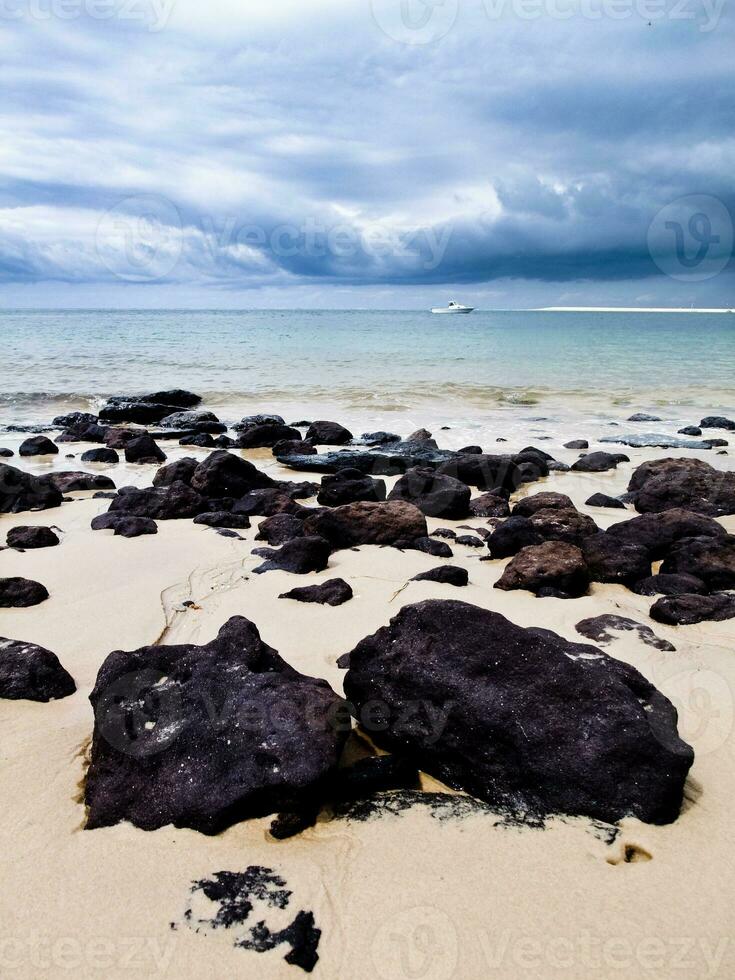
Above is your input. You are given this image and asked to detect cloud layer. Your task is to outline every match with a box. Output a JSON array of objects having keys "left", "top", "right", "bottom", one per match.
[{"left": 1, "top": 0, "right": 733, "bottom": 306}]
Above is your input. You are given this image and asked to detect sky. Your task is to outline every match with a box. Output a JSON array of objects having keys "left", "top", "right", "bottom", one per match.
[{"left": 0, "top": 0, "right": 733, "bottom": 309}]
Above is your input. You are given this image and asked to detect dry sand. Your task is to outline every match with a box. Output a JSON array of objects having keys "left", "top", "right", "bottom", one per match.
[{"left": 1, "top": 439, "right": 734, "bottom": 979}]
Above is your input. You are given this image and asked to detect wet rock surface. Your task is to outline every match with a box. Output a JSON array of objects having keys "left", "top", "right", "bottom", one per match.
[
  {"left": 571, "top": 451, "right": 629, "bottom": 472},
  {"left": 305, "top": 421, "right": 353, "bottom": 445},
  {"left": 19, "top": 435, "right": 59, "bottom": 456},
  {"left": 660, "top": 535, "right": 735, "bottom": 590},
  {"left": 0, "top": 636, "right": 76, "bottom": 701},
  {"left": 342, "top": 600, "right": 693, "bottom": 824},
  {"left": 279, "top": 578, "right": 353, "bottom": 606},
  {"left": 190, "top": 451, "right": 274, "bottom": 498},
  {"left": 585, "top": 493, "right": 626, "bottom": 509},
  {"left": 81, "top": 448, "right": 120, "bottom": 464},
  {"left": 85, "top": 616, "right": 347, "bottom": 835}
]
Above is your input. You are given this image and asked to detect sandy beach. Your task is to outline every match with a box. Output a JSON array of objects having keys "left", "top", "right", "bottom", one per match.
[{"left": 2, "top": 397, "right": 734, "bottom": 980}]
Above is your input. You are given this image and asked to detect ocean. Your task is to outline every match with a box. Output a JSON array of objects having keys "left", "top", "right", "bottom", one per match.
[{"left": 1, "top": 309, "right": 733, "bottom": 448}]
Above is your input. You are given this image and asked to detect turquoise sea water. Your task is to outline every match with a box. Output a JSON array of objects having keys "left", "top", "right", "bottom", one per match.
[{"left": 1, "top": 309, "right": 733, "bottom": 442}]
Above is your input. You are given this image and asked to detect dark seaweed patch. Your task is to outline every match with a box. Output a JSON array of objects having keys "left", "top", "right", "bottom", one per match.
[{"left": 177, "top": 866, "right": 320, "bottom": 973}]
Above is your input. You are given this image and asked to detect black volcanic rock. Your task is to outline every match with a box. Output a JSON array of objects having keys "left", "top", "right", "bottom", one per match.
[
  {"left": 388, "top": 466, "right": 470, "bottom": 519},
  {"left": 606, "top": 508, "right": 726, "bottom": 560},
  {"left": 235, "top": 489, "right": 305, "bottom": 518},
  {"left": 564, "top": 440, "right": 589, "bottom": 450},
  {"left": 236, "top": 424, "right": 302, "bottom": 449},
  {"left": 469, "top": 493, "right": 510, "bottom": 518},
  {"left": 19, "top": 435, "right": 58, "bottom": 456},
  {"left": 0, "top": 577, "right": 49, "bottom": 607},
  {"left": 700, "top": 416, "right": 735, "bottom": 431},
  {"left": 124, "top": 434, "right": 167, "bottom": 464},
  {"left": 179, "top": 433, "right": 215, "bottom": 448},
  {"left": 273, "top": 439, "right": 316, "bottom": 457},
  {"left": 253, "top": 536, "right": 332, "bottom": 575},
  {"left": 91, "top": 513, "right": 158, "bottom": 538},
  {"left": 601, "top": 432, "right": 712, "bottom": 450},
  {"left": 343, "top": 600, "right": 693, "bottom": 824},
  {"left": 279, "top": 578, "right": 353, "bottom": 606},
  {"left": 109, "top": 482, "right": 205, "bottom": 520},
  {"left": 303, "top": 501, "right": 427, "bottom": 549},
  {"left": 628, "top": 413, "right": 662, "bottom": 423},
  {"left": 0, "top": 637, "right": 75, "bottom": 701},
  {"left": 255, "top": 514, "right": 305, "bottom": 545},
  {"left": 190, "top": 451, "right": 274, "bottom": 498},
  {"left": 6, "top": 525, "right": 59, "bottom": 550},
  {"left": 495, "top": 541, "right": 591, "bottom": 598},
  {"left": 487, "top": 516, "right": 544, "bottom": 558},
  {"left": 411, "top": 565, "right": 468, "bottom": 587},
  {"left": 193, "top": 512, "right": 251, "bottom": 529},
  {"left": 56, "top": 422, "right": 110, "bottom": 444},
  {"left": 158, "top": 410, "right": 224, "bottom": 432},
  {"left": 278, "top": 443, "right": 454, "bottom": 476},
  {"left": 0, "top": 448, "right": 13, "bottom": 457},
  {"left": 317, "top": 469, "right": 386, "bottom": 508},
  {"left": 527, "top": 508, "right": 599, "bottom": 547},
  {"left": 679, "top": 426, "right": 702, "bottom": 436},
  {"left": 438, "top": 452, "right": 548, "bottom": 491},
  {"left": 306, "top": 421, "right": 353, "bottom": 445},
  {"left": 232, "top": 413, "right": 286, "bottom": 432},
  {"left": 45, "top": 471, "right": 116, "bottom": 493},
  {"left": 586, "top": 493, "right": 626, "bottom": 509},
  {"left": 53, "top": 411, "right": 98, "bottom": 428},
  {"left": 660, "top": 535, "right": 735, "bottom": 590},
  {"left": 632, "top": 573, "right": 707, "bottom": 597},
  {"left": 650, "top": 593, "right": 735, "bottom": 626},
  {"left": 571, "top": 451, "right": 629, "bottom": 472},
  {"left": 628, "top": 458, "right": 735, "bottom": 516},
  {"left": 397, "top": 536, "right": 453, "bottom": 558},
  {"left": 356, "top": 431, "right": 401, "bottom": 446},
  {"left": 512, "top": 492, "right": 575, "bottom": 517},
  {"left": 153, "top": 457, "right": 199, "bottom": 488},
  {"left": 0, "top": 465, "right": 62, "bottom": 514},
  {"left": 81, "top": 448, "right": 119, "bottom": 464},
  {"left": 85, "top": 616, "right": 347, "bottom": 833},
  {"left": 581, "top": 534, "right": 651, "bottom": 585}
]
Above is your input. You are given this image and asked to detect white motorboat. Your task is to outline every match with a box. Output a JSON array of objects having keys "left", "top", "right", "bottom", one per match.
[{"left": 431, "top": 300, "right": 474, "bottom": 314}]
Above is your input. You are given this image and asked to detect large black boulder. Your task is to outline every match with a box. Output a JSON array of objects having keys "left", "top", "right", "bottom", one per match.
[
  {"left": 512, "top": 492, "right": 575, "bottom": 517},
  {"left": 46, "top": 471, "right": 116, "bottom": 493},
  {"left": 19, "top": 435, "right": 59, "bottom": 457},
  {"left": 91, "top": 514, "right": 158, "bottom": 538},
  {"left": 124, "top": 434, "right": 167, "bottom": 464},
  {"left": 317, "top": 468, "right": 386, "bottom": 508},
  {"left": 388, "top": 466, "right": 470, "bottom": 519},
  {"left": 85, "top": 617, "right": 346, "bottom": 834},
  {"left": 153, "top": 457, "right": 199, "bottom": 488},
  {"left": 0, "top": 577, "right": 49, "bottom": 607},
  {"left": 486, "top": 516, "right": 543, "bottom": 558},
  {"left": 469, "top": 493, "right": 510, "bottom": 518},
  {"left": 581, "top": 534, "right": 651, "bottom": 586},
  {"left": 306, "top": 421, "right": 353, "bottom": 445},
  {"left": 660, "top": 535, "right": 735, "bottom": 590},
  {"left": 342, "top": 600, "right": 693, "bottom": 824},
  {"left": 255, "top": 514, "right": 306, "bottom": 545},
  {"left": 495, "top": 541, "right": 591, "bottom": 598},
  {"left": 700, "top": 416, "right": 735, "bottom": 431},
  {"left": 571, "top": 451, "right": 629, "bottom": 473},
  {"left": 0, "top": 637, "right": 76, "bottom": 701},
  {"left": 6, "top": 525, "right": 60, "bottom": 550},
  {"left": 190, "top": 451, "right": 274, "bottom": 498},
  {"left": 193, "top": 512, "right": 251, "bottom": 530},
  {"left": 108, "top": 482, "right": 206, "bottom": 520},
  {"left": 0, "top": 463, "right": 61, "bottom": 514},
  {"left": 627, "top": 458, "right": 735, "bottom": 517},
  {"left": 438, "top": 452, "right": 548, "bottom": 492},
  {"left": 303, "top": 501, "right": 427, "bottom": 550},
  {"left": 605, "top": 508, "right": 726, "bottom": 560},
  {"left": 526, "top": 508, "right": 599, "bottom": 548},
  {"left": 411, "top": 565, "right": 468, "bottom": 587},
  {"left": 633, "top": 573, "right": 707, "bottom": 597},
  {"left": 158, "top": 411, "right": 224, "bottom": 433},
  {"left": 236, "top": 424, "right": 302, "bottom": 449},
  {"left": 81, "top": 448, "right": 119, "bottom": 464},
  {"left": 234, "top": 489, "right": 305, "bottom": 518},
  {"left": 56, "top": 422, "right": 110, "bottom": 444}
]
